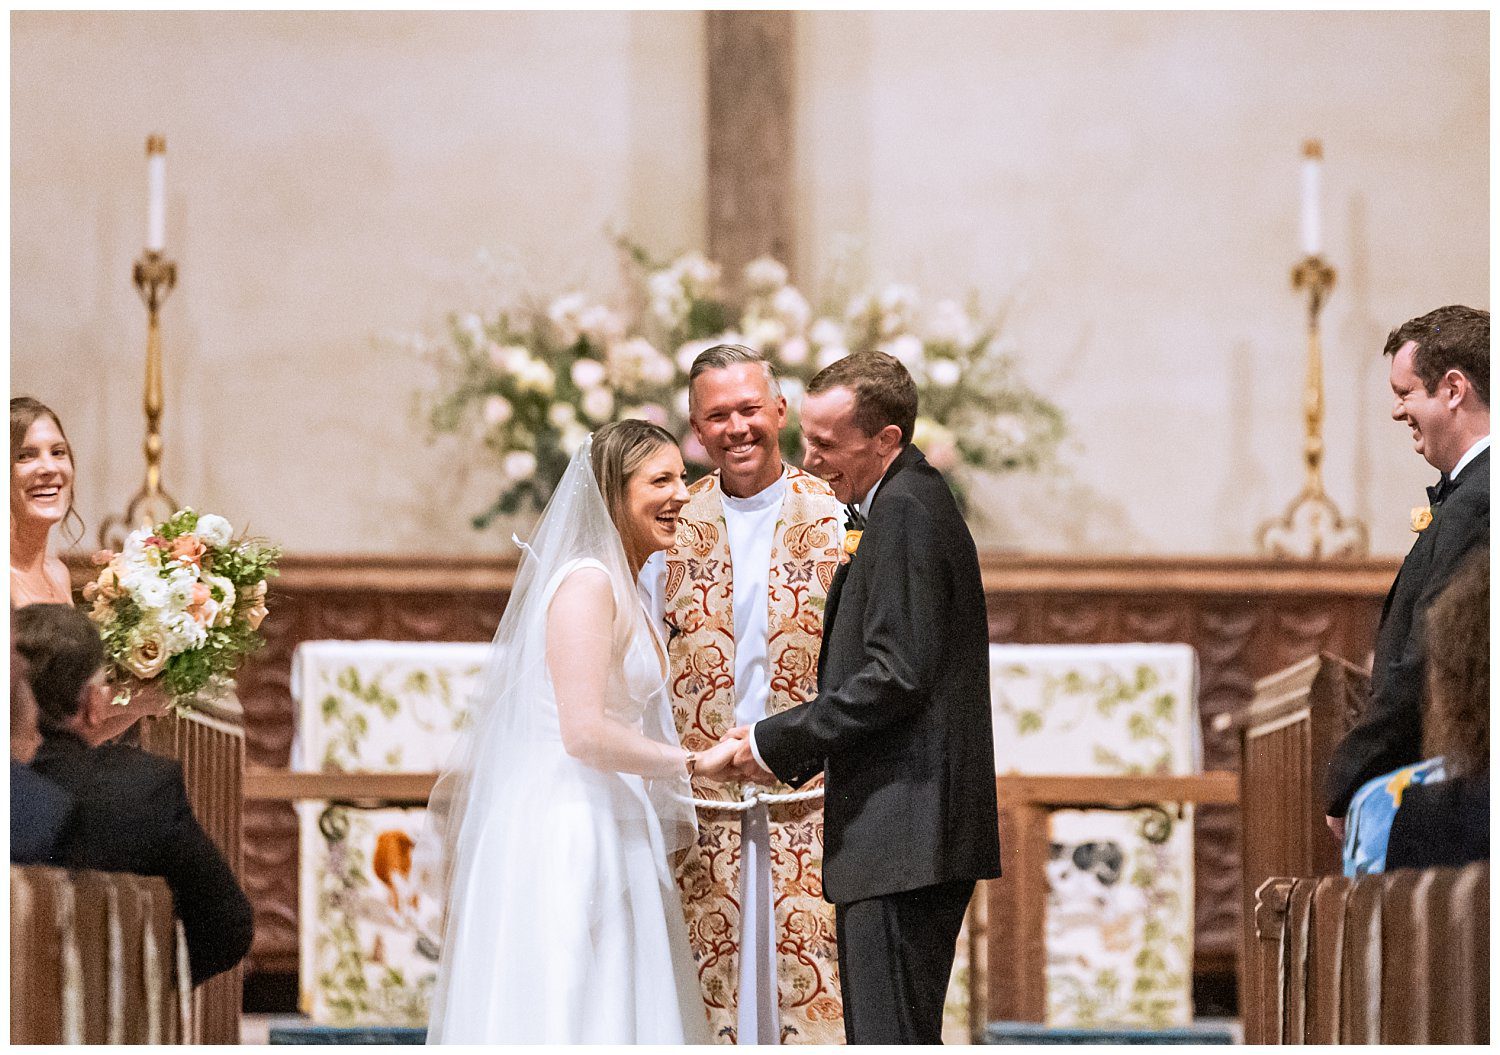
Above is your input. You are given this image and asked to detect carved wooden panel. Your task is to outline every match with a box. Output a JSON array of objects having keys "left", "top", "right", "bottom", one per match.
[{"left": 223, "top": 555, "right": 1394, "bottom": 982}]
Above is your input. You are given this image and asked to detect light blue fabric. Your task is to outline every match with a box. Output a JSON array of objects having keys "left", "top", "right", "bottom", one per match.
[{"left": 1342, "top": 757, "right": 1447, "bottom": 877}]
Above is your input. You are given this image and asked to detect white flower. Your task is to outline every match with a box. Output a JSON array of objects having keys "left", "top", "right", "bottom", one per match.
[
  {"left": 483, "top": 395, "right": 514, "bottom": 427},
  {"left": 488, "top": 343, "right": 530, "bottom": 374},
  {"left": 771, "top": 286, "right": 811, "bottom": 331},
  {"left": 548, "top": 292, "right": 587, "bottom": 345},
  {"left": 881, "top": 334, "right": 925, "bottom": 370},
  {"left": 877, "top": 284, "right": 918, "bottom": 317},
  {"left": 673, "top": 387, "right": 692, "bottom": 418},
  {"left": 203, "top": 573, "right": 237, "bottom": 627},
  {"left": 515, "top": 359, "right": 556, "bottom": 396},
  {"left": 578, "top": 305, "right": 624, "bottom": 347},
  {"left": 675, "top": 252, "right": 720, "bottom": 293},
  {"left": 548, "top": 403, "right": 577, "bottom": 429},
  {"left": 649, "top": 270, "right": 682, "bottom": 302},
  {"left": 927, "top": 299, "right": 975, "bottom": 348},
  {"left": 809, "top": 318, "right": 846, "bottom": 348},
  {"left": 130, "top": 575, "right": 172, "bottom": 612},
  {"left": 570, "top": 358, "right": 607, "bottom": 390},
  {"left": 459, "top": 312, "right": 487, "bottom": 347},
  {"left": 642, "top": 350, "right": 676, "bottom": 386},
  {"left": 744, "top": 256, "right": 789, "bottom": 293},
  {"left": 194, "top": 514, "right": 232, "bottom": 548},
  {"left": 778, "top": 336, "right": 810, "bottom": 367},
  {"left": 928, "top": 358, "right": 962, "bottom": 388},
  {"left": 582, "top": 387, "right": 615, "bottom": 423},
  {"left": 815, "top": 344, "right": 849, "bottom": 369},
  {"left": 621, "top": 403, "right": 668, "bottom": 427},
  {"left": 746, "top": 318, "right": 787, "bottom": 352},
  {"left": 993, "top": 413, "right": 1029, "bottom": 448},
  {"left": 675, "top": 338, "right": 719, "bottom": 375},
  {"left": 502, "top": 450, "right": 537, "bottom": 481},
  {"left": 560, "top": 423, "right": 590, "bottom": 455},
  {"left": 781, "top": 377, "right": 806, "bottom": 406}
]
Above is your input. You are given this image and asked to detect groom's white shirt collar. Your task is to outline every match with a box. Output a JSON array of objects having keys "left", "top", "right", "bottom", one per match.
[{"left": 1452, "top": 435, "right": 1490, "bottom": 480}]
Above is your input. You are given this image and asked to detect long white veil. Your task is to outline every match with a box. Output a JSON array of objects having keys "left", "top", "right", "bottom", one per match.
[{"left": 423, "top": 435, "right": 697, "bottom": 1039}]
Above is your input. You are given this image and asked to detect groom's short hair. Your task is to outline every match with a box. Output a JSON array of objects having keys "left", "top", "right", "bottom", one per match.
[{"left": 807, "top": 351, "right": 917, "bottom": 446}]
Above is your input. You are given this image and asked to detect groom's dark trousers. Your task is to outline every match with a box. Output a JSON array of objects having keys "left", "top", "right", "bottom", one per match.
[{"left": 755, "top": 444, "right": 1001, "bottom": 1044}]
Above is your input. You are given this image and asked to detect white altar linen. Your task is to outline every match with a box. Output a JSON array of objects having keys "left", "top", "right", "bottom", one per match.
[
  {"left": 952, "top": 643, "right": 1200, "bottom": 1033},
  {"left": 292, "top": 640, "right": 488, "bottom": 1026}
]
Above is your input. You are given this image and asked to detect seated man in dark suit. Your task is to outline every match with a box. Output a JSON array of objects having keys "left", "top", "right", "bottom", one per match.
[
  {"left": 11, "top": 627, "right": 75, "bottom": 864},
  {"left": 14, "top": 604, "right": 254, "bottom": 986},
  {"left": 1386, "top": 549, "right": 1489, "bottom": 871}
]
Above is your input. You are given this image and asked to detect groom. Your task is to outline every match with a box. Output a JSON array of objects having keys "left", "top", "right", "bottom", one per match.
[{"left": 725, "top": 351, "right": 1001, "bottom": 1044}]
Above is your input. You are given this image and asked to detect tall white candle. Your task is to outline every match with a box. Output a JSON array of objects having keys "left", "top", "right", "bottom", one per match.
[
  {"left": 147, "top": 134, "right": 166, "bottom": 252},
  {"left": 1300, "top": 139, "right": 1322, "bottom": 257}
]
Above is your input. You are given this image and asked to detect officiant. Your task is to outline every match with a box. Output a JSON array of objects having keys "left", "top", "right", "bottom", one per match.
[{"left": 641, "top": 345, "right": 845, "bottom": 1044}]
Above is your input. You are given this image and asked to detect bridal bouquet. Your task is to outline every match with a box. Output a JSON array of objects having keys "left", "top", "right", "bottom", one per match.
[
  {"left": 422, "top": 238, "right": 1065, "bottom": 526},
  {"left": 83, "top": 508, "right": 281, "bottom": 715}
]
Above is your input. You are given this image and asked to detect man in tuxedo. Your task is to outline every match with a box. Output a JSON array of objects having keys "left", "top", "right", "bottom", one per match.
[
  {"left": 725, "top": 351, "right": 1001, "bottom": 1044},
  {"left": 1325, "top": 305, "right": 1490, "bottom": 837},
  {"left": 16, "top": 604, "right": 254, "bottom": 986}
]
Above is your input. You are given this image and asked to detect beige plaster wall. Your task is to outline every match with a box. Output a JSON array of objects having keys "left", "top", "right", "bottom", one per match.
[
  {"left": 12, "top": 11, "right": 1487, "bottom": 557},
  {"left": 796, "top": 10, "right": 1488, "bottom": 555},
  {"left": 12, "top": 10, "right": 706, "bottom": 555}
]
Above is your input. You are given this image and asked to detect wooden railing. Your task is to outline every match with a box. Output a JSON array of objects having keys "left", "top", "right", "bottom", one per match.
[
  {"left": 1233, "top": 653, "right": 1368, "bottom": 1040},
  {"left": 138, "top": 702, "right": 246, "bottom": 1045},
  {"left": 1252, "top": 863, "right": 1489, "bottom": 1043},
  {"left": 11, "top": 866, "right": 192, "bottom": 1044}
]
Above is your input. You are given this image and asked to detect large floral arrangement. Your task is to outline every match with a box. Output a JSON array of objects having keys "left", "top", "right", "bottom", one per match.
[
  {"left": 423, "top": 241, "right": 1064, "bottom": 527},
  {"left": 83, "top": 508, "right": 281, "bottom": 715}
]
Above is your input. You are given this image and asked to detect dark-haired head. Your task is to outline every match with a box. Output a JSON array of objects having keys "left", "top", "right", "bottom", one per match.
[{"left": 12, "top": 604, "right": 106, "bottom": 737}]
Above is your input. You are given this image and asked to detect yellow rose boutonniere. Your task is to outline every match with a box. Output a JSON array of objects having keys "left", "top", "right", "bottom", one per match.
[
  {"left": 842, "top": 529, "right": 863, "bottom": 562},
  {"left": 1411, "top": 506, "right": 1433, "bottom": 533}
]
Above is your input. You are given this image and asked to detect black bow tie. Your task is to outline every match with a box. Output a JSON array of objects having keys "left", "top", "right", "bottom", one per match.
[
  {"left": 844, "top": 505, "right": 866, "bottom": 531},
  {"left": 1426, "top": 473, "right": 1453, "bottom": 506}
]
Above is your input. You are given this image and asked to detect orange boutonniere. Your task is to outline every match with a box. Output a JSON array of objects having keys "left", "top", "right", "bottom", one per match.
[
  {"left": 841, "top": 529, "right": 863, "bottom": 563},
  {"left": 1411, "top": 506, "right": 1433, "bottom": 533}
]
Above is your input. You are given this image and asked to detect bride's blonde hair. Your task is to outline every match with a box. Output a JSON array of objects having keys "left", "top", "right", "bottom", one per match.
[{"left": 589, "top": 419, "right": 678, "bottom": 531}]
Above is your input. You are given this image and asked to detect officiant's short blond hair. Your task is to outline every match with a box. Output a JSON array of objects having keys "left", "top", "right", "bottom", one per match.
[
  {"left": 591, "top": 418, "right": 678, "bottom": 528},
  {"left": 687, "top": 344, "right": 782, "bottom": 415}
]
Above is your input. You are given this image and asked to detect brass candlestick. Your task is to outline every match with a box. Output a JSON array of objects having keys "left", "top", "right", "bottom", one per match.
[
  {"left": 99, "top": 249, "right": 179, "bottom": 549},
  {"left": 1255, "top": 253, "right": 1369, "bottom": 559}
]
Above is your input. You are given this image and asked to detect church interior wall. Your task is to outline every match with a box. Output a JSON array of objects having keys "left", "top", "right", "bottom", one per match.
[{"left": 11, "top": 10, "right": 1486, "bottom": 557}]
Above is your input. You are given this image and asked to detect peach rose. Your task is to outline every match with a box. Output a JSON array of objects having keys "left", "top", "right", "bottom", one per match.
[
  {"left": 83, "top": 562, "right": 125, "bottom": 604},
  {"left": 123, "top": 636, "right": 168, "bottom": 680},
  {"left": 170, "top": 534, "right": 207, "bottom": 566},
  {"left": 187, "top": 582, "right": 216, "bottom": 625},
  {"left": 90, "top": 549, "right": 116, "bottom": 567}
]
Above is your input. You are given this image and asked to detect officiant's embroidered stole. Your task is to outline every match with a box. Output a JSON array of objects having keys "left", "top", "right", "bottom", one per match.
[{"left": 663, "top": 465, "right": 844, "bottom": 1044}]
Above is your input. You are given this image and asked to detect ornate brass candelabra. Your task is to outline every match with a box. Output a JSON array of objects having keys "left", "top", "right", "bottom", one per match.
[
  {"left": 99, "top": 248, "right": 179, "bottom": 549},
  {"left": 1254, "top": 254, "right": 1369, "bottom": 559}
]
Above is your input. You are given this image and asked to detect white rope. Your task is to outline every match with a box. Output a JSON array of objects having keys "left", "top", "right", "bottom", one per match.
[{"left": 680, "top": 784, "right": 824, "bottom": 813}]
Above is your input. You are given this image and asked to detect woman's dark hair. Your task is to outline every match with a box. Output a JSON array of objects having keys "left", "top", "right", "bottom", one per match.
[
  {"left": 12, "top": 604, "right": 106, "bottom": 735},
  {"left": 1423, "top": 548, "right": 1488, "bottom": 778},
  {"left": 11, "top": 396, "right": 85, "bottom": 547}
]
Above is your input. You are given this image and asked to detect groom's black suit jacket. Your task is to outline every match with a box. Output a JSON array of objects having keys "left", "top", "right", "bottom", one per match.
[
  {"left": 1324, "top": 446, "right": 1489, "bottom": 817},
  {"left": 755, "top": 444, "right": 1001, "bottom": 905}
]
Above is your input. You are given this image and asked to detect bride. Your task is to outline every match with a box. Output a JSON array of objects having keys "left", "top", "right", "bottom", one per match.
[{"left": 426, "top": 420, "right": 737, "bottom": 1044}]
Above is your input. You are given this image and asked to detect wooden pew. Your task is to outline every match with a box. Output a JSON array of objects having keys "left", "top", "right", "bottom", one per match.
[
  {"left": 1235, "top": 653, "right": 1367, "bottom": 1040},
  {"left": 11, "top": 865, "right": 192, "bottom": 1044},
  {"left": 1253, "top": 863, "right": 1488, "bottom": 1044},
  {"left": 138, "top": 701, "right": 246, "bottom": 1045}
]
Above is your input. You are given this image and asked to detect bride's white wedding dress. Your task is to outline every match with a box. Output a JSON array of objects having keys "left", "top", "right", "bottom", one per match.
[{"left": 425, "top": 442, "right": 710, "bottom": 1045}]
